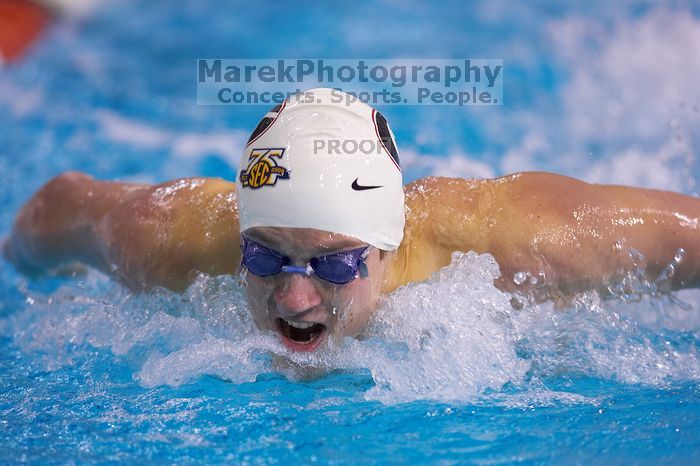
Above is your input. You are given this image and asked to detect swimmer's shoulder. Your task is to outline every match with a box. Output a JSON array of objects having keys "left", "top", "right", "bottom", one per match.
[
  {"left": 403, "top": 176, "right": 496, "bottom": 230},
  {"left": 112, "top": 176, "right": 240, "bottom": 291},
  {"left": 392, "top": 173, "right": 577, "bottom": 289},
  {"left": 138, "top": 176, "right": 238, "bottom": 213},
  {"left": 142, "top": 176, "right": 239, "bottom": 238},
  {"left": 400, "top": 172, "right": 595, "bottom": 240},
  {"left": 152, "top": 176, "right": 236, "bottom": 196},
  {"left": 387, "top": 176, "right": 494, "bottom": 290},
  {"left": 403, "top": 172, "right": 592, "bottom": 213}
]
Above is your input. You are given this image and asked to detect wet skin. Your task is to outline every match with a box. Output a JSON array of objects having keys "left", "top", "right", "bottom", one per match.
[{"left": 6, "top": 171, "right": 700, "bottom": 350}]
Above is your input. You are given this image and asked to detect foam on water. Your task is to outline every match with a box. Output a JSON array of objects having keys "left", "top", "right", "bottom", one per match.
[{"left": 3, "top": 251, "right": 699, "bottom": 405}]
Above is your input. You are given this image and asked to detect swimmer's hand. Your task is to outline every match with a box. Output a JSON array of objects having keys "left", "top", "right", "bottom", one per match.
[{"left": 3, "top": 172, "right": 240, "bottom": 292}]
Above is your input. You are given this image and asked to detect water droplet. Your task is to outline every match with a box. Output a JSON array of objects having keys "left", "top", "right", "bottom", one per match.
[
  {"left": 674, "top": 248, "right": 686, "bottom": 263},
  {"left": 419, "top": 332, "right": 431, "bottom": 350},
  {"left": 513, "top": 272, "right": 528, "bottom": 285},
  {"left": 657, "top": 263, "right": 675, "bottom": 282},
  {"left": 628, "top": 247, "right": 647, "bottom": 268},
  {"left": 509, "top": 296, "right": 525, "bottom": 310}
]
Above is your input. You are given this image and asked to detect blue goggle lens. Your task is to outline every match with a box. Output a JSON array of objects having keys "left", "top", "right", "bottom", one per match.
[
  {"left": 241, "top": 238, "right": 368, "bottom": 284},
  {"left": 242, "top": 240, "right": 288, "bottom": 276},
  {"left": 310, "top": 253, "right": 359, "bottom": 284}
]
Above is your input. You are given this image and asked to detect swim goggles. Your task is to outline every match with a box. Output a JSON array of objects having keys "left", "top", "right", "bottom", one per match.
[{"left": 240, "top": 237, "right": 370, "bottom": 285}]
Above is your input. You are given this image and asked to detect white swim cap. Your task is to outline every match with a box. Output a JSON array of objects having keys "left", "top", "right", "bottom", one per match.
[{"left": 237, "top": 88, "right": 405, "bottom": 251}]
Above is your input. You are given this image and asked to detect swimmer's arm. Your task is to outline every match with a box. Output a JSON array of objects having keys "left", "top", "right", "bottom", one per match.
[
  {"left": 396, "top": 173, "right": 700, "bottom": 298},
  {"left": 3, "top": 172, "right": 240, "bottom": 292}
]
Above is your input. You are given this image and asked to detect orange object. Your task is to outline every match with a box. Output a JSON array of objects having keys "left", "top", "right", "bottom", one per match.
[{"left": 0, "top": 0, "right": 51, "bottom": 63}]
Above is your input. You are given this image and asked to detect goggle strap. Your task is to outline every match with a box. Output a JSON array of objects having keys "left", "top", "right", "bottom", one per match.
[{"left": 358, "top": 261, "right": 369, "bottom": 278}]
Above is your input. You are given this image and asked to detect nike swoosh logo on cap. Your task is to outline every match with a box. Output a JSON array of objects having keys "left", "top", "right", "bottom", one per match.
[{"left": 352, "top": 178, "right": 383, "bottom": 191}]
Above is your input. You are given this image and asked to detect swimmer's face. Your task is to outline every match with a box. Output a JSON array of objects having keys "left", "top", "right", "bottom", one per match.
[{"left": 241, "top": 227, "right": 390, "bottom": 352}]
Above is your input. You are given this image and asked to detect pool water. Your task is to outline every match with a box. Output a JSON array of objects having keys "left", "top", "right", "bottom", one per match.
[{"left": 1, "top": 0, "right": 700, "bottom": 463}]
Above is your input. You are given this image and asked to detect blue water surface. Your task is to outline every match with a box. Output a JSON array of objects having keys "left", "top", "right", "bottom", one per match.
[{"left": 1, "top": 0, "right": 700, "bottom": 463}]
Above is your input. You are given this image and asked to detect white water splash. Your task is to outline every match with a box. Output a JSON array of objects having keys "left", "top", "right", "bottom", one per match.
[{"left": 3, "top": 251, "right": 699, "bottom": 404}]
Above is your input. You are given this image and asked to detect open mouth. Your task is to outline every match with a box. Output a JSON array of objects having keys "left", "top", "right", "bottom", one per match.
[{"left": 276, "top": 318, "right": 326, "bottom": 351}]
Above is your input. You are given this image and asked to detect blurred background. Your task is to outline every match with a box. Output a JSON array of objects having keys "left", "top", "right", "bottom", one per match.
[{"left": 2, "top": 0, "right": 700, "bottom": 237}]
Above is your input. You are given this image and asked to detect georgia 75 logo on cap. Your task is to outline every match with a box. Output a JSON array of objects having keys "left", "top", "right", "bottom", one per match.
[{"left": 240, "top": 148, "right": 290, "bottom": 189}]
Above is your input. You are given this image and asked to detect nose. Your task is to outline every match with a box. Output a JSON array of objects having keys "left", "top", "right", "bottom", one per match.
[{"left": 273, "top": 273, "right": 322, "bottom": 317}]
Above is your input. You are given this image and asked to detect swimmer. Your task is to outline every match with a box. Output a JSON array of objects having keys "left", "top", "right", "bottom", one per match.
[{"left": 5, "top": 87, "right": 700, "bottom": 351}]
